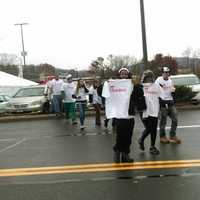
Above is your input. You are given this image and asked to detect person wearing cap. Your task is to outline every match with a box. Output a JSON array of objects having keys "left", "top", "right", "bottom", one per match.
[
  {"left": 102, "top": 67, "right": 135, "bottom": 163},
  {"left": 155, "top": 67, "right": 181, "bottom": 144},
  {"left": 49, "top": 74, "right": 64, "bottom": 117},
  {"left": 137, "top": 70, "right": 163, "bottom": 155},
  {"left": 61, "top": 74, "right": 77, "bottom": 124}
]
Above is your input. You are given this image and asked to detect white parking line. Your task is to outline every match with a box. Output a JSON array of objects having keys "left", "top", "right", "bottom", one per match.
[
  {"left": 0, "top": 138, "right": 19, "bottom": 142},
  {"left": 0, "top": 138, "right": 26, "bottom": 153},
  {"left": 166, "top": 125, "right": 200, "bottom": 129}
]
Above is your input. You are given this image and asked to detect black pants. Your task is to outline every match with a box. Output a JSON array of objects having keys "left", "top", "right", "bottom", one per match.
[
  {"left": 113, "top": 118, "right": 135, "bottom": 154},
  {"left": 141, "top": 116, "right": 158, "bottom": 147}
]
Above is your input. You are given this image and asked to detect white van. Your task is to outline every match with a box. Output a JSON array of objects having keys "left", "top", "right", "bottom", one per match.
[{"left": 170, "top": 74, "right": 200, "bottom": 104}]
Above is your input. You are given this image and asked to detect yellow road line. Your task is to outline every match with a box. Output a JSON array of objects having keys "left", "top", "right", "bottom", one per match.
[{"left": 1, "top": 159, "right": 200, "bottom": 177}]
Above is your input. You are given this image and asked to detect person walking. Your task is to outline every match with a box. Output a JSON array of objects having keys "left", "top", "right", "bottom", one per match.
[
  {"left": 89, "top": 79, "right": 102, "bottom": 126},
  {"left": 137, "top": 70, "right": 162, "bottom": 155},
  {"left": 49, "top": 74, "right": 64, "bottom": 117},
  {"left": 61, "top": 74, "right": 77, "bottom": 124},
  {"left": 73, "top": 79, "right": 89, "bottom": 130},
  {"left": 155, "top": 67, "right": 181, "bottom": 144},
  {"left": 102, "top": 67, "right": 135, "bottom": 163}
]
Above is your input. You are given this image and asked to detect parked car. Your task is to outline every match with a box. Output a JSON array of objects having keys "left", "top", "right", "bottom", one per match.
[
  {"left": 0, "top": 94, "right": 10, "bottom": 114},
  {"left": 6, "top": 85, "right": 49, "bottom": 113},
  {"left": 170, "top": 74, "right": 200, "bottom": 104}
]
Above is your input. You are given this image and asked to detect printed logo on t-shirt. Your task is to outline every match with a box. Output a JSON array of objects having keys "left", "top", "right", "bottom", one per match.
[{"left": 110, "top": 86, "right": 127, "bottom": 93}]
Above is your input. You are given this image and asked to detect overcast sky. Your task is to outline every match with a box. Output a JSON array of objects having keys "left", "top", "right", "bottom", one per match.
[{"left": 0, "top": 0, "right": 199, "bottom": 70}]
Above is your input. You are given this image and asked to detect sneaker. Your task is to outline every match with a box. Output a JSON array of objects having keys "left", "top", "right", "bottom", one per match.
[
  {"left": 138, "top": 138, "right": 145, "bottom": 151},
  {"left": 160, "top": 136, "right": 169, "bottom": 144},
  {"left": 149, "top": 147, "right": 160, "bottom": 155},
  {"left": 104, "top": 119, "right": 108, "bottom": 128},
  {"left": 169, "top": 136, "right": 181, "bottom": 144},
  {"left": 72, "top": 121, "right": 78, "bottom": 125},
  {"left": 80, "top": 125, "right": 85, "bottom": 130}
]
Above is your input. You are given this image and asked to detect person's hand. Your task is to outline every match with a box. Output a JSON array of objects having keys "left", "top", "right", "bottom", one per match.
[{"left": 171, "top": 87, "right": 176, "bottom": 92}]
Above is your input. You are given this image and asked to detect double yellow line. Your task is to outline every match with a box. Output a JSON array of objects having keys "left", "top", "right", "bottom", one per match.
[{"left": 1, "top": 159, "right": 200, "bottom": 177}]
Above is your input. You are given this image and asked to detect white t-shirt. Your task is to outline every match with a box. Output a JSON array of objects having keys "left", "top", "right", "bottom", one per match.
[
  {"left": 61, "top": 82, "right": 76, "bottom": 102},
  {"left": 102, "top": 79, "right": 133, "bottom": 119},
  {"left": 89, "top": 86, "right": 102, "bottom": 104},
  {"left": 142, "top": 83, "right": 163, "bottom": 118},
  {"left": 49, "top": 79, "right": 64, "bottom": 95},
  {"left": 76, "top": 87, "right": 88, "bottom": 102},
  {"left": 155, "top": 76, "right": 173, "bottom": 100}
]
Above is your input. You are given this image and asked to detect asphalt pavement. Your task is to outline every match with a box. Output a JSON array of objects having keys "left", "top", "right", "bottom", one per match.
[{"left": 0, "top": 108, "right": 200, "bottom": 200}]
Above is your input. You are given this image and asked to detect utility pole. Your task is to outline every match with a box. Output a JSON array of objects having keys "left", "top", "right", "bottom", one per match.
[
  {"left": 14, "top": 23, "right": 28, "bottom": 67},
  {"left": 140, "top": 0, "right": 148, "bottom": 70}
]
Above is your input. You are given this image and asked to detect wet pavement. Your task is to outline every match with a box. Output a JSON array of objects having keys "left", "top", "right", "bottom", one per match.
[{"left": 0, "top": 109, "right": 200, "bottom": 199}]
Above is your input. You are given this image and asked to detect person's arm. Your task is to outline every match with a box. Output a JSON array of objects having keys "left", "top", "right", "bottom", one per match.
[
  {"left": 102, "top": 81, "right": 110, "bottom": 98},
  {"left": 83, "top": 83, "right": 89, "bottom": 93},
  {"left": 88, "top": 87, "right": 94, "bottom": 103},
  {"left": 60, "top": 83, "right": 65, "bottom": 100}
]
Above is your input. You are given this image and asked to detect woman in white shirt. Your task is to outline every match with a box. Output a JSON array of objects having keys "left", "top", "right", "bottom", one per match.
[
  {"left": 138, "top": 70, "right": 162, "bottom": 155},
  {"left": 73, "top": 79, "right": 89, "bottom": 130}
]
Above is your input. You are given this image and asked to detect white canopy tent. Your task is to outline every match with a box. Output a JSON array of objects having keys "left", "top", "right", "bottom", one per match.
[{"left": 0, "top": 71, "right": 38, "bottom": 96}]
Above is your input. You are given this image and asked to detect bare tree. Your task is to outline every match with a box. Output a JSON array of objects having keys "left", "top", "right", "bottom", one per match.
[
  {"left": 182, "top": 47, "right": 193, "bottom": 70},
  {"left": 0, "top": 53, "right": 18, "bottom": 65}
]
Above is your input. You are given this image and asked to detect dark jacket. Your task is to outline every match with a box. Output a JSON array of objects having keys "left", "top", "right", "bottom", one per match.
[{"left": 128, "top": 84, "right": 147, "bottom": 115}]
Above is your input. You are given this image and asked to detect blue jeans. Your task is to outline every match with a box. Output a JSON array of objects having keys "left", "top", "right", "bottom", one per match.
[
  {"left": 52, "top": 95, "right": 62, "bottom": 113},
  {"left": 159, "top": 105, "right": 178, "bottom": 137},
  {"left": 76, "top": 102, "right": 86, "bottom": 126}
]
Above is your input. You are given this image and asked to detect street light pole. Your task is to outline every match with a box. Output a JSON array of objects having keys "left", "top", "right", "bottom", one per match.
[
  {"left": 14, "top": 23, "right": 28, "bottom": 67},
  {"left": 140, "top": 0, "right": 148, "bottom": 69}
]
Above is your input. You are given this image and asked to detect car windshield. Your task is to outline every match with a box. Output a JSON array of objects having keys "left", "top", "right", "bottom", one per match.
[
  {"left": 171, "top": 76, "right": 200, "bottom": 86},
  {"left": 14, "top": 87, "right": 44, "bottom": 97},
  {"left": 0, "top": 95, "right": 10, "bottom": 102}
]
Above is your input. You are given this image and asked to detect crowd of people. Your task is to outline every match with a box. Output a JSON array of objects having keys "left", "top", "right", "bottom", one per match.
[{"left": 46, "top": 66, "right": 181, "bottom": 163}]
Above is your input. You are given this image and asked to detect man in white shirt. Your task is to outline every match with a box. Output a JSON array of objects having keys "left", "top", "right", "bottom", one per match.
[
  {"left": 61, "top": 74, "right": 77, "bottom": 124},
  {"left": 155, "top": 67, "right": 181, "bottom": 144},
  {"left": 49, "top": 74, "right": 64, "bottom": 117}
]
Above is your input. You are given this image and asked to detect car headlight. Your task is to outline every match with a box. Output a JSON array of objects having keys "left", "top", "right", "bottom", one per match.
[{"left": 31, "top": 101, "right": 42, "bottom": 106}]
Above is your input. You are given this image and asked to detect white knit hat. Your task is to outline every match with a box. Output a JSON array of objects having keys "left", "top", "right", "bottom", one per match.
[
  {"left": 66, "top": 74, "right": 72, "bottom": 79},
  {"left": 118, "top": 67, "right": 129, "bottom": 74}
]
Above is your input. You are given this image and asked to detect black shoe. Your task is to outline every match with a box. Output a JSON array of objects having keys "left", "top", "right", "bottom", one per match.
[
  {"left": 138, "top": 138, "right": 145, "bottom": 151},
  {"left": 149, "top": 147, "right": 160, "bottom": 155},
  {"left": 121, "top": 153, "right": 134, "bottom": 163},
  {"left": 96, "top": 123, "right": 101, "bottom": 126},
  {"left": 113, "top": 151, "right": 121, "bottom": 163},
  {"left": 104, "top": 119, "right": 108, "bottom": 128}
]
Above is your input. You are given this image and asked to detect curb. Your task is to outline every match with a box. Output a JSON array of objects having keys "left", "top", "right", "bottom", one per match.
[{"left": 0, "top": 110, "right": 98, "bottom": 123}]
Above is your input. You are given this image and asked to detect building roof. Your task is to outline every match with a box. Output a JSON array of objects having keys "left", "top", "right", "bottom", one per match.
[{"left": 0, "top": 71, "right": 38, "bottom": 86}]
